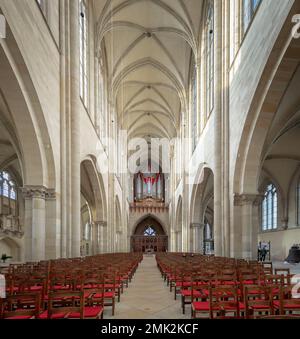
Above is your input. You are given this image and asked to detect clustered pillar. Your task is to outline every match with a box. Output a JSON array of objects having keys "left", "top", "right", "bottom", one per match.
[
  {"left": 213, "top": 0, "right": 223, "bottom": 256},
  {"left": 22, "top": 186, "right": 56, "bottom": 262},
  {"left": 69, "top": 0, "right": 81, "bottom": 257}
]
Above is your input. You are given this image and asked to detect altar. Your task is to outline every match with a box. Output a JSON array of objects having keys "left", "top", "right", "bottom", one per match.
[{"left": 131, "top": 235, "right": 168, "bottom": 253}]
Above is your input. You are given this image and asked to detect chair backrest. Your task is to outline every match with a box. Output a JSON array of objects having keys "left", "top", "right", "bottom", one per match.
[
  {"left": 0, "top": 293, "right": 41, "bottom": 319},
  {"left": 83, "top": 277, "right": 105, "bottom": 308},
  {"left": 264, "top": 274, "right": 284, "bottom": 287},
  {"left": 214, "top": 274, "right": 238, "bottom": 287},
  {"left": 191, "top": 274, "right": 211, "bottom": 301},
  {"left": 209, "top": 286, "right": 240, "bottom": 319},
  {"left": 262, "top": 262, "right": 273, "bottom": 275},
  {"left": 275, "top": 285, "right": 300, "bottom": 315},
  {"left": 49, "top": 274, "right": 75, "bottom": 292},
  {"left": 274, "top": 268, "right": 290, "bottom": 276},
  {"left": 244, "top": 285, "right": 273, "bottom": 318},
  {"left": 48, "top": 291, "right": 84, "bottom": 319}
]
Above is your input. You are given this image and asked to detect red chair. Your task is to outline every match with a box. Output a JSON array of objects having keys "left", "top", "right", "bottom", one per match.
[
  {"left": 181, "top": 272, "right": 203, "bottom": 314},
  {"left": 244, "top": 286, "right": 273, "bottom": 319},
  {"left": 0, "top": 293, "right": 41, "bottom": 319},
  {"left": 191, "top": 276, "right": 212, "bottom": 319},
  {"left": 39, "top": 290, "right": 103, "bottom": 319},
  {"left": 273, "top": 285, "right": 300, "bottom": 316},
  {"left": 209, "top": 286, "right": 244, "bottom": 319}
]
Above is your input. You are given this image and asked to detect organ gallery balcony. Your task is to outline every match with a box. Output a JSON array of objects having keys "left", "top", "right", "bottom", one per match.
[
  {"left": 130, "top": 198, "right": 169, "bottom": 213},
  {"left": 0, "top": 214, "right": 23, "bottom": 238}
]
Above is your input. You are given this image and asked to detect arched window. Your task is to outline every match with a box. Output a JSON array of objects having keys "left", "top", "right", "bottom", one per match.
[
  {"left": 0, "top": 171, "right": 17, "bottom": 201},
  {"left": 79, "top": 0, "right": 88, "bottom": 107},
  {"left": 0, "top": 171, "right": 18, "bottom": 225},
  {"left": 144, "top": 226, "right": 156, "bottom": 237},
  {"left": 206, "top": 4, "right": 214, "bottom": 116},
  {"left": 84, "top": 222, "right": 91, "bottom": 241},
  {"left": 297, "top": 179, "right": 300, "bottom": 226},
  {"left": 242, "top": 0, "right": 261, "bottom": 35},
  {"left": 203, "top": 218, "right": 214, "bottom": 255},
  {"left": 262, "top": 183, "right": 278, "bottom": 231}
]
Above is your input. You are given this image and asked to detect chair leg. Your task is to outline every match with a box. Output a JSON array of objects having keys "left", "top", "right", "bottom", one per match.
[
  {"left": 182, "top": 296, "right": 185, "bottom": 314},
  {"left": 112, "top": 299, "right": 115, "bottom": 316}
]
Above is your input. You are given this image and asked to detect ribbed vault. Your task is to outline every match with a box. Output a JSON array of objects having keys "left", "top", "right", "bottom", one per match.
[{"left": 95, "top": 0, "right": 203, "bottom": 142}]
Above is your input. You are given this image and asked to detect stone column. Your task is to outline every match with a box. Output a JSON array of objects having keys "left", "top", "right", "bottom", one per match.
[
  {"left": 173, "top": 230, "right": 178, "bottom": 252},
  {"left": 22, "top": 186, "right": 55, "bottom": 262},
  {"left": 234, "top": 194, "right": 263, "bottom": 259},
  {"left": 177, "top": 230, "right": 182, "bottom": 252},
  {"left": 190, "top": 223, "right": 204, "bottom": 253},
  {"left": 196, "top": 57, "right": 201, "bottom": 133},
  {"left": 169, "top": 229, "right": 175, "bottom": 252},
  {"left": 223, "top": 0, "right": 231, "bottom": 257},
  {"left": 213, "top": 0, "right": 223, "bottom": 256},
  {"left": 96, "top": 221, "right": 107, "bottom": 253},
  {"left": 45, "top": 189, "right": 59, "bottom": 259},
  {"left": 91, "top": 221, "right": 98, "bottom": 255},
  {"left": 59, "top": 0, "right": 67, "bottom": 258},
  {"left": 116, "top": 230, "right": 123, "bottom": 252},
  {"left": 70, "top": 0, "right": 81, "bottom": 257}
]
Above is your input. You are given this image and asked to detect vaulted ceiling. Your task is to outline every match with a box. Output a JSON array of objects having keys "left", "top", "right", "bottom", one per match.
[{"left": 95, "top": 0, "right": 203, "bottom": 142}]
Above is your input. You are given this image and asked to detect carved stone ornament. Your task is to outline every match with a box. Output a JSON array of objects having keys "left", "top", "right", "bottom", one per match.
[
  {"left": 21, "top": 186, "right": 56, "bottom": 200},
  {"left": 234, "top": 194, "right": 264, "bottom": 207}
]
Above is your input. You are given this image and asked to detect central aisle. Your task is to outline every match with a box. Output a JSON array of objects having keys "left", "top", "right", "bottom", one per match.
[{"left": 104, "top": 255, "right": 189, "bottom": 319}]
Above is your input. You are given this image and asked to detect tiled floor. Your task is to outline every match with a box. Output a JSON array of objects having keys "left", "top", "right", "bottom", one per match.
[
  {"left": 103, "top": 256, "right": 300, "bottom": 320},
  {"left": 104, "top": 255, "right": 189, "bottom": 319}
]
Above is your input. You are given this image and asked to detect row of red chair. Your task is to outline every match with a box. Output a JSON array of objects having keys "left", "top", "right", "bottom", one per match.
[
  {"left": 156, "top": 253, "right": 300, "bottom": 319},
  {"left": 0, "top": 253, "right": 143, "bottom": 319}
]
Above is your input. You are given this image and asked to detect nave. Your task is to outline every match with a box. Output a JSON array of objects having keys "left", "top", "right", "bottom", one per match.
[{"left": 1, "top": 0, "right": 300, "bottom": 322}]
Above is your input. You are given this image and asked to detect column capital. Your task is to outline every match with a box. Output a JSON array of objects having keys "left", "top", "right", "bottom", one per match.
[
  {"left": 234, "top": 193, "right": 264, "bottom": 207},
  {"left": 21, "top": 186, "right": 56, "bottom": 200}
]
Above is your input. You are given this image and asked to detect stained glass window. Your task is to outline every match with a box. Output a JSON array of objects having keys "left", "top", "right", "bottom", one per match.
[
  {"left": 0, "top": 171, "right": 17, "bottom": 201},
  {"left": 144, "top": 226, "right": 156, "bottom": 236},
  {"left": 262, "top": 184, "right": 277, "bottom": 231}
]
